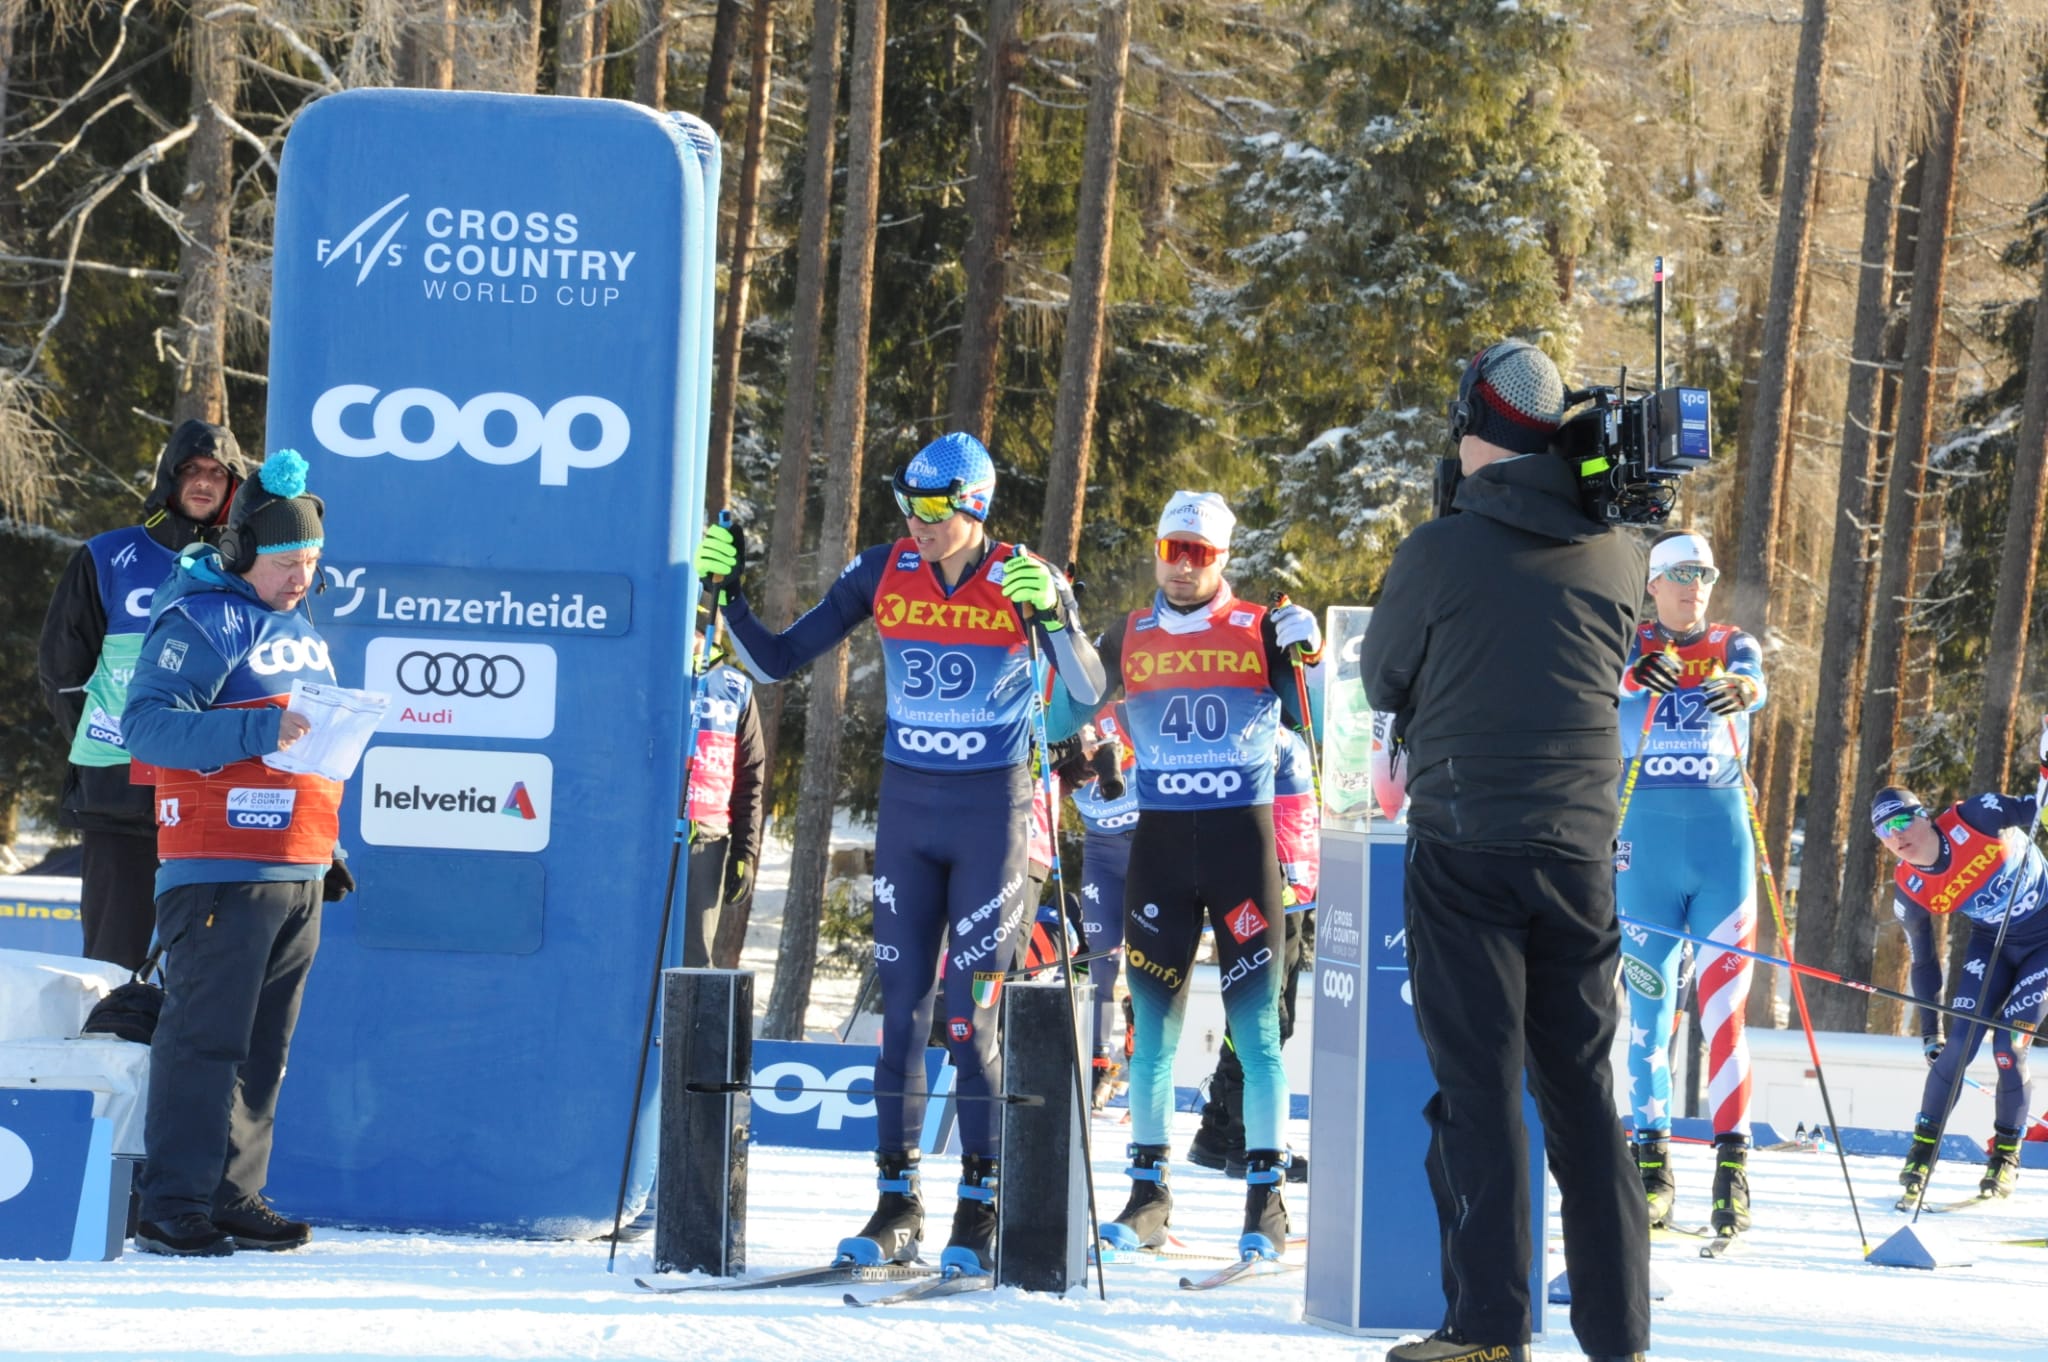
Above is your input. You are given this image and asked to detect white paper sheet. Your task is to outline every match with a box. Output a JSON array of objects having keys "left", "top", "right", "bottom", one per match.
[{"left": 261, "top": 680, "right": 390, "bottom": 782}]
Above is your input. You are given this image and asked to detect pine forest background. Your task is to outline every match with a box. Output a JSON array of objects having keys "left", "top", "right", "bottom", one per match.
[{"left": 3, "top": 0, "right": 2048, "bottom": 1040}]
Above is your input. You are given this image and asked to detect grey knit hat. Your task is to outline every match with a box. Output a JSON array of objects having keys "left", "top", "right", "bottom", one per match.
[{"left": 1458, "top": 340, "right": 1567, "bottom": 454}]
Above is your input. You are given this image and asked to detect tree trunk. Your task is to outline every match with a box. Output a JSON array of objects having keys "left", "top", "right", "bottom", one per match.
[
  {"left": 170, "top": 6, "right": 241, "bottom": 428},
  {"left": 947, "top": 0, "right": 1023, "bottom": 442},
  {"left": 1968, "top": 250, "right": 2048, "bottom": 796},
  {"left": 762, "top": 0, "right": 887, "bottom": 1042},
  {"left": 752, "top": 0, "right": 845, "bottom": 803},
  {"left": 515, "top": 0, "right": 546, "bottom": 92},
  {"left": 702, "top": 0, "right": 744, "bottom": 130},
  {"left": 555, "top": 0, "right": 595, "bottom": 95},
  {"left": 1828, "top": 0, "right": 1976, "bottom": 1034},
  {"left": 1038, "top": 0, "right": 1130, "bottom": 571},
  {"left": 0, "top": 0, "right": 23, "bottom": 234},
  {"left": 1730, "top": 0, "right": 1830, "bottom": 638},
  {"left": 1793, "top": 136, "right": 1903, "bottom": 1035},
  {"left": 706, "top": 0, "right": 777, "bottom": 509},
  {"left": 592, "top": 2, "right": 611, "bottom": 95},
  {"left": 635, "top": 0, "right": 669, "bottom": 108},
  {"left": 399, "top": 0, "right": 460, "bottom": 88}
]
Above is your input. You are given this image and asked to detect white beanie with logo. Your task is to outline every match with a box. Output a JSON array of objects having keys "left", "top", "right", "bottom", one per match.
[{"left": 1157, "top": 491, "right": 1236, "bottom": 549}]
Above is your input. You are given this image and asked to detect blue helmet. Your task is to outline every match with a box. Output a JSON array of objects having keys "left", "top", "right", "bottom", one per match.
[{"left": 895, "top": 432, "right": 996, "bottom": 522}]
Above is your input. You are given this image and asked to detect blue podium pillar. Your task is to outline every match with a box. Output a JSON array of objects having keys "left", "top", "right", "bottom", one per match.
[{"left": 1304, "top": 824, "right": 1547, "bottom": 1337}]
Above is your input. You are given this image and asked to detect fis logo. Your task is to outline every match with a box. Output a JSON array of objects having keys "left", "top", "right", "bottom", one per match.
[
  {"left": 111, "top": 542, "right": 139, "bottom": 570},
  {"left": 318, "top": 193, "right": 412, "bottom": 285}
]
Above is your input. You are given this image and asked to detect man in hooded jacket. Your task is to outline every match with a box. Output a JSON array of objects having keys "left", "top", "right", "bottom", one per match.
[
  {"left": 38, "top": 420, "right": 248, "bottom": 969},
  {"left": 1361, "top": 340, "right": 1649, "bottom": 1362}
]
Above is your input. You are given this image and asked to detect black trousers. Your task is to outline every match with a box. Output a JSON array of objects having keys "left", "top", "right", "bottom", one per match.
[
  {"left": 683, "top": 835, "right": 729, "bottom": 970},
  {"left": 140, "top": 879, "right": 322, "bottom": 1223},
  {"left": 80, "top": 828, "right": 159, "bottom": 971},
  {"left": 1403, "top": 837, "right": 1649, "bottom": 1355}
]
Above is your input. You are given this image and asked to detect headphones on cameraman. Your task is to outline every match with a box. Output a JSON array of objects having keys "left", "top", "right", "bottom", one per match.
[{"left": 1447, "top": 345, "right": 1492, "bottom": 443}]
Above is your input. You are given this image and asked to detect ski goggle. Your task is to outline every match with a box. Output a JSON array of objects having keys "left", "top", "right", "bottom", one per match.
[
  {"left": 1878, "top": 810, "right": 1926, "bottom": 836},
  {"left": 894, "top": 487, "right": 959, "bottom": 523},
  {"left": 1156, "top": 537, "right": 1223, "bottom": 568},
  {"left": 891, "top": 470, "right": 991, "bottom": 524},
  {"left": 1658, "top": 564, "right": 1720, "bottom": 586}
]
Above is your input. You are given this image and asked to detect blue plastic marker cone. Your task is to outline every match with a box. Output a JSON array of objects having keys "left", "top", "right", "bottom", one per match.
[{"left": 1866, "top": 1222, "right": 1973, "bottom": 1270}]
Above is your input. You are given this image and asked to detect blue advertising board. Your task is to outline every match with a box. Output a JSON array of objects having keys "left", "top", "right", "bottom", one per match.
[
  {"left": 262, "top": 89, "right": 716, "bottom": 1233},
  {"left": 748, "top": 1041, "right": 957, "bottom": 1154},
  {"left": 0, "top": 1088, "right": 120, "bottom": 1261},
  {"left": 1305, "top": 827, "right": 1547, "bottom": 1337},
  {"left": 0, "top": 878, "right": 84, "bottom": 959}
]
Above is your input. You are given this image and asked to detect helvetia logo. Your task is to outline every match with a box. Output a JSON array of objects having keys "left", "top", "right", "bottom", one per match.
[{"left": 502, "top": 781, "right": 537, "bottom": 820}]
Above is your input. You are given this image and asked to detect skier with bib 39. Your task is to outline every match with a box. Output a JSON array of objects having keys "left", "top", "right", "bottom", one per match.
[
  {"left": 1046, "top": 490, "right": 1322, "bottom": 1262},
  {"left": 1615, "top": 531, "right": 1767, "bottom": 1237},
  {"left": 694, "top": 433, "right": 1104, "bottom": 1274}
]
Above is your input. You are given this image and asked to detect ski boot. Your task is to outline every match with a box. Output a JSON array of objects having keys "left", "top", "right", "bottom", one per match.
[
  {"left": 1384, "top": 1328, "right": 1530, "bottom": 1362},
  {"left": 1186, "top": 1062, "right": 1245, "bottom": 1171},
  {"left": 1226, "top": 1147, "right": 1309, "bottom": 1183},
  {"left": 1100, "top": 1143, "right": 1173, "bottom": 1250},
  {"left": 940, "top": 1154, "right": 998, "bottom": 1274},
  {"left": 1709, "top": 1134, "right": 1750, "bottom": 1235},
  {"left": 1897, "top": 1115, "right": 1941, "bottom": 1208},
  {"left": 1980, "top": 1125, "right": 2022, "bottom": 1199},
  {"left": 1240, "top": 1149, "right": 1290, "bottom": 1259},
  {"left": 835, "top": 1149, "right": 924, "bottom": 1265},
  {"left": 1634, "top": 1134, "right": 1675, "bottom": 1228}
]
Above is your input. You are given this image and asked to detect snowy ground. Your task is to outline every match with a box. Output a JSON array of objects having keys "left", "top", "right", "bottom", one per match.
[{"left": 4, "top": 1122, "right": 2048, "bottom": 1361}]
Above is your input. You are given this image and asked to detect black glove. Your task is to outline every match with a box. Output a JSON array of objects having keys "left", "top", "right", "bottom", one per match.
[
  {"left": 1630, "top": 650, "right": 1682, "bottom": 695},
  {"left": 722, "top": 855, "right": 754, "bottom": 907},
  {"left": 1700, "top": 674, "right": 1759, "bottom": 716},
  {"left": 1090, "top": 741, "right": 1126, "bottom": 801},
  {"left": 323, "top": 861, "right": 356, "bottom": 903}
]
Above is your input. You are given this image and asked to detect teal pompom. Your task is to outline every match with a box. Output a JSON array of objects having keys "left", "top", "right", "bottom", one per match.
[{"left": 258, "top": 448, "right": 309, "bottom": 498}]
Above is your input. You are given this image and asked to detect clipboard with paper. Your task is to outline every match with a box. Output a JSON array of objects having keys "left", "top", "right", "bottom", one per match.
[{"left": 262, "top": 680, "right": 390, "bottom": 782}]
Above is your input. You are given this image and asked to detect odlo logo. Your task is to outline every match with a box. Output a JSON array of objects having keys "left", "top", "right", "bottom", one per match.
[
  {"left": 1623, "top": 957, "right": 1666, "bottom": 999},
  {"left": 1156, "top": 770, "right": 1242, "bottom": 798}
]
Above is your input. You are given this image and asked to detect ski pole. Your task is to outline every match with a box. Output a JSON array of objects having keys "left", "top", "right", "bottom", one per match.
[
  {"left": 1016, "top": 546, "right": 1107, "bottom": 1300},
  {"left": 1724, "top": 705, "right": 1867, "bottom": 1252},
  {"left": 1268, "top": 591, "right": 1322, "bottom": 798},
  {"left": 1615, "top": 644, "right": 1669, "bottom": 831},
  {"left": 1616, "top": 915, "right": 2045, "bottom": 1043},
  {"left": 607, "top": 511, "right": 730, "bottom": 1269}
]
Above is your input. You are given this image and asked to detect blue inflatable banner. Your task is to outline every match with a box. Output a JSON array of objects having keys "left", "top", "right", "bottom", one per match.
[{"left": 262, "top": 89, "right": 716, "bottom": 1233}]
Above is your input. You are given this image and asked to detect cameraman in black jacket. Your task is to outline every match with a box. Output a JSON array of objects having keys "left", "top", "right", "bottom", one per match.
[{"left": 1362, "top": 340, "right": 1649, "bottom": 1362}]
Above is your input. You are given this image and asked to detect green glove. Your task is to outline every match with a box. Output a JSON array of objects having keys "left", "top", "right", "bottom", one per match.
[
  {"left": 1000, "top": 554, "right": 1058, "bottom": 614},
  {"left": 695, "top": 519, "right": 744, "bottom": 585}
]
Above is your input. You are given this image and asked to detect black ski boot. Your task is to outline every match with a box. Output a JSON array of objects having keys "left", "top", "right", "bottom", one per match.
[
  {"left": 836, "top": 1149, "right": 924, "bottom": 1265},
  {"left": 1898, "top": 1115, "right": 1940, "bottom": 1207},
  {"left": 1240, "top": 1149, "right": 1290, "bottom": 1259},
  {"left": 1709, "top": 1134, "right": 1750, "bottom": 1235},
  {"left": 1100, "top": 1143, "right": 1172, "bottom": 1250},
  {"left": 1634, "top": 1134, "right": 1675, "bottom": 1227},
  {"left": 1980, "top": 1125, "right": 2022, "bottom": 1199},
  {"left": 1186, "top": 1061, "right": 1245, "bottom": 1171},
  {"left": 1384, "top": 1328, "right": 1530, "bottom": 1362},
  {"left": 940, "top": 1154, "right": 998, "bottom": 1274},
  {"left": 1226, "top": 1147, "right": 1309, "bottom": 1183}
]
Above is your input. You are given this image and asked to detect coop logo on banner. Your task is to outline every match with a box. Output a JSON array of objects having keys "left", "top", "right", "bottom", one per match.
[
  {"left": 360, "top": 747, "right": 553, "bottom": 852},
  {"left": 313, "top": 192, "right": 643, "bottom": 310},
  {"left": 363, "top": 637, "right": 557, "bottom": 739},
  {"left": 312, "top": 385, "right": 629, "bottom": 485}
]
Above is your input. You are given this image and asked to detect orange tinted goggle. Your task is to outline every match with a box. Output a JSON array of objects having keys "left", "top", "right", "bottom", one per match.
[{"left": 1156, "top": 538, "right": 1222, "bottom": 568}]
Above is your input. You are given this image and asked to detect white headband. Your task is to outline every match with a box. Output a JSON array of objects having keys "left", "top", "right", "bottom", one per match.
[{"left": 1649, "top": 533, "right": 1715, "bottom": 579}]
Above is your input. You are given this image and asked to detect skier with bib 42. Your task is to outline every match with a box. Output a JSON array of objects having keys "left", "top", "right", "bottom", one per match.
[
  {"left": 694, "top": 433, "right": 1104, "bottom": 1274},
  {"left": 1615, "top": 531, "right": 1767, "bottom": 1239},
  {"left": 1877, "top": 717, "right": 2048, "bottom": 1209},
  {"left": 1046, "top": 490, "right": 1323, "bottom": 1263}
]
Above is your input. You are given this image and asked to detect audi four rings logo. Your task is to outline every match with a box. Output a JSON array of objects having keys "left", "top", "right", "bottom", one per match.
[
  {"left": 1644, "top": 755, "right": 1720, "bottom": 778},
  {"left": 898, "top": 727, "right": 986, "bottom": 760},
  {"left": 397, "top": 651, "right": 526, "bottom": 698},
  {"left": 873, "top": 943, "right": 902, "bottom": 962},
  {"left": 1156, "top": 770, "right": 1243, "bottom": 798}
]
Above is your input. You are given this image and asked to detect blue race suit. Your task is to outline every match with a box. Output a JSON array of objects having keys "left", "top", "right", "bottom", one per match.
[
  {"left": 1616, "top": 621, "right": 1765, "bottom": 1140},
  {"left": 722, "top": 538, "right": 1099, "bottom": 1156},
  {"left": 1895, "top": 792, "right": 2048, "bottom": 1133},
  {"left": 1069, "top": 702, "right": 1138, "bottom": 1060}
]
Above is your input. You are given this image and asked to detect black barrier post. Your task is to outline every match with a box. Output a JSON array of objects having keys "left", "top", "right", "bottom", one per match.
[
  {"left": 655, "top": 968, "right": 752, "bottom": 1277},
  {"left": 998, "top": 977, "right": 1092, "bottom": 1293}
]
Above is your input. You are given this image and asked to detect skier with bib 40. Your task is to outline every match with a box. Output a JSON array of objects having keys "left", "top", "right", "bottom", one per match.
[
  {"left": 1046, "top": 490, "right": 1323, "bottom": 1263},
  {"left": 694, "top": 433, "right": 1104, "bottom": 1275}
]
